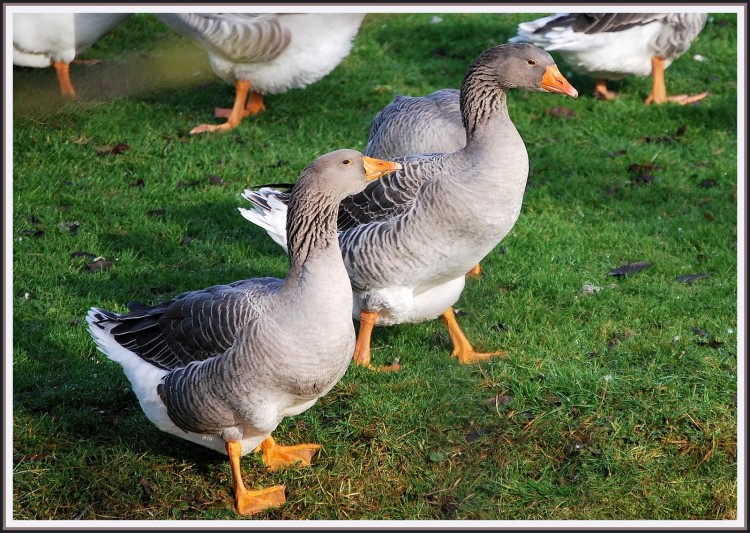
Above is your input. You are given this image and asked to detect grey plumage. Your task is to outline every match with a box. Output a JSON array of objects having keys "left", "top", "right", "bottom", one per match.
[
  {"left": 241, "top": 44, "right": 578, "bottom": 368},
  {"left": 365, "top": 88, "right": 465, "bottom": 160},
  {"left": 87, "top": 149, "right": 395, "bottom": 461}
]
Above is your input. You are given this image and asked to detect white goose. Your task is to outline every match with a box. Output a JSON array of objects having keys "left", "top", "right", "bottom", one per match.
[
  {"left": 154, "top": 13, "right": 366, "bottom": 133},
  {"left": 241, "top": 44, "right": 578, "bottom": 371},
  {"left": 86, "top": 150, "right": 401, "bottom": 515},
  {"left": 13, "top": 13, "right": 132, "bottom": 98},
  {"left": 509, "top": 12, "right": 709, "bottom": 104}
]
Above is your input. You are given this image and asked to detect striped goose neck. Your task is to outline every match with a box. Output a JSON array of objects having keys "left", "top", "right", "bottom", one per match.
[
  {"left": 459, "top": 63, "right": 508, "bottom": 140},
  {"left": 285, "top": 184, "right": 339, "bottom": 271}
]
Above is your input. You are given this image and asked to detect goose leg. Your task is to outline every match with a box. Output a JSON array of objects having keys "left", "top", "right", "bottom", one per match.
[
  {"left": 191, "top": 79, "right": 251, "bottom": 134},
  {"left": 467, "top": 263, "right": 483, "bottom": 277},
  {"left": 53, "top": 61, "right": 76, "bottom": 98},
  {"left": 215, "top": 90, "right": 267, "bottom": 118},
  {"left": 353, "top": 310, "right": 401, "bottom": 372},
  {"left": 441, "top": 307, "right": 507, "bottom": 364},
  {"left": 593, "top": 79, "right": 617, "bottom": 100},
  {"left": 646, "top": 56, "right": 709, "bottom": 105},
  {"left": 226, "top": 441, "right": 286, "bottom": 515},
  {"left": 255, "top": 435, "right": 321, "bottom": 472}
]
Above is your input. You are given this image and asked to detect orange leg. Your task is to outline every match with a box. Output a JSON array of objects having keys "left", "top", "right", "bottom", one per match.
[
  {"left": 352, "top": 310, "right": 401, "bottom": 372},
  {"left": 646, "top": 56, "right": 709, "bottom": 105},
  {"left": 467, "top": 263, "right": 482, "bottom": 277},
  {"left": 226, "top": 441, "right": 286, "bottom": 515},
  {"left": 191, "top": 79, "right": 252, "bottom": 134},
  {"left": 53, "top": 61, "right": 76, "bottom": 98},
  {"left": 254, "top": 435, "right": 321, "bottom": 472},
  {"left": 441, "top": 307, "right": 507, "bottom": 364},
  {"left": 215, "top": 90, "right": 266, "bottom": 118},
  {"left": 593, "top": 79, "right": 617, "bottom": 100},
  {"left": 646, "top": 56, "right": 668, "bottom": 104}
]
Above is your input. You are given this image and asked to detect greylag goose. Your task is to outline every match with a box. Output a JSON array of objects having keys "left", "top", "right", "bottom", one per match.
[
  {"left": 240, "top": 43, "right": 578, "bottom": 372},
  {"left": 363, "top": 89, "right": 484, "bottom": 275},
  {"left": 509, "top": 13, "right": 709, "bottom": 104},
  {"left": 154, "top": 13, "right": 365, "bottom": 134},
  {"left": 86, "top": 150, "right": 401, "bottom": 515},
  {"left": 13, "top": 13, "right": 131, "bottom": 98}
]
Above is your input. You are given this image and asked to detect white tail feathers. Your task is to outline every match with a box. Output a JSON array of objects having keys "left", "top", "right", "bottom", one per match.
[{"left": 239, "top": 188, "right": 290, "bottom": 253}]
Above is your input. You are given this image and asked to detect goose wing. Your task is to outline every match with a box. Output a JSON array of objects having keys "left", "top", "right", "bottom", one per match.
[
  {"left": 337, "top": 153, "right": 446, "bottom": 231},
  {"left": 89, "top": 277, "right": 281, "bottom": 370},
  {"left": 155, "top": 13, "right": 291, "bottom": 63}
]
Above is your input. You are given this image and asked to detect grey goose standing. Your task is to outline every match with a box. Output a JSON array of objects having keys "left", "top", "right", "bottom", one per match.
[
  {"left": 509, "top": 13, "right": 709, "bottom": 104},
  {"left": 87, "top": 150, "right": 401, "bottom": 515},
  {"left": 154, "top": 13, "right": 365, "bottom": 133},
  {"left": 240, "top": 43, "right": 578, "bottom": 371}
]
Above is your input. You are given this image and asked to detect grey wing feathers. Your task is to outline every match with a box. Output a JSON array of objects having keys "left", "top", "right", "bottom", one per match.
[
  {"left": 365, "top": 89, "right": 464, "bottom": 159},
  {"left": 156, "top": 13, "right": 291, "bottom": 63},
  {"left": 337, "top": 154, "right": 443, "bottom": 231},
  {"left": 547, "top": 13, "right": 670, "bottom": 35},
  {"left": 90, "top": 278, "right": 281, "bottom": 370}
]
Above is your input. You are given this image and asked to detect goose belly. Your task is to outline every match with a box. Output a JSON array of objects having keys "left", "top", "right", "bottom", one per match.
[{"left": 353, "top": 276, "right": 466, "bottom": 326}]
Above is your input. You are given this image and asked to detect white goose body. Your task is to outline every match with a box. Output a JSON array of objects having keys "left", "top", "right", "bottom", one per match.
[
  {"left": 241, "top": 44, "right": 578, "bottom": 368},
  {"left": 13, "top": 13, "right": 131, "bottom": 97},
  {"left": 156, "top": 13, "right": 365, "bottom": 94},
  {"left": 87, "top": 150, "right": 401, "bottom": 514},
  {"left": 510, "top": 13, "right": 707, "bottom": 80},
  {"left": 13, "top": 13, "right": 130, "bottom": 68}
]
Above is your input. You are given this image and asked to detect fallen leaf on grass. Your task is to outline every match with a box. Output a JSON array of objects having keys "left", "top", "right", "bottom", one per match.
[
  {"left": 58, "top": 221, "right": 80, "bottom": 234},
  {"left": 177, "top": 179, "right": 202, "bottom": 190},
  {"left": 675, "top": 273, "right": 709, "bottom": 284},
  {"left": 639, "top": 135, "right": 677, "bottom": 144},
  {"left": 465, "top": 428, "right": 491, "bottom": 443},
  {"left": 86, "top": 258, "right": 113, "bottom": 272},
  {"left": 483, "top": 393, "right": 512, "bottom": 407},
  {"left": 606, "top": 261, "right": 651, "bottom": 276},
  {"left": 206, "top": 175, "right": 225, "bottom": 187},
  {"left": 140, "top": 477, "right": 157, "bottom": 501},
  {"left": 95, "top": 143, "right": 130, "bottom": 155},
  {"left": 628, "top": 163, "right": 662, "bottom": 174},
  {"left": 547, "top": 106, "right": 577, "bottom": 118}
]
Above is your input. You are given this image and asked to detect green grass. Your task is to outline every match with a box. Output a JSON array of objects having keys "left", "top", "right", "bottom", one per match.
[{"left": 10, "top": 12, "right": 739, "bottom": 522}]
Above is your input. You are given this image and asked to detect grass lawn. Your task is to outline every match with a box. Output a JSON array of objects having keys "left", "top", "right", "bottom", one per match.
[{"left": 9, "top": 10, "right": 741, "bottom": 523}]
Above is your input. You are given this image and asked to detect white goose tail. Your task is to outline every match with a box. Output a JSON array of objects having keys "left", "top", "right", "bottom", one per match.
[{"left": 238, "top": 188, "right": 290, "bottom": 253}]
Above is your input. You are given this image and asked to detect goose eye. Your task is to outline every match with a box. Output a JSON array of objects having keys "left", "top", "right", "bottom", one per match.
[
  {"left": 527, "top": 59, "right": 537, "bottom": 66},
  {"left": 343, "top": 159, "right": 351, "bottom": 165}
]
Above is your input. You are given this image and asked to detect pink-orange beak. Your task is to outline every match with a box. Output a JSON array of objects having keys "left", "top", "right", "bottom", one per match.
[{"left": 540, "top": 65, "right": 579, "bottom": 98}]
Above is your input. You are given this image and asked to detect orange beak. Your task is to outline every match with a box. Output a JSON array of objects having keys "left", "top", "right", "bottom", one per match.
[
  {"left": 362, "top": 156, "right": 402, "bottom": 181},
  {"left": 540, "top": 65, "right": 578, "bottom": 98}
]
